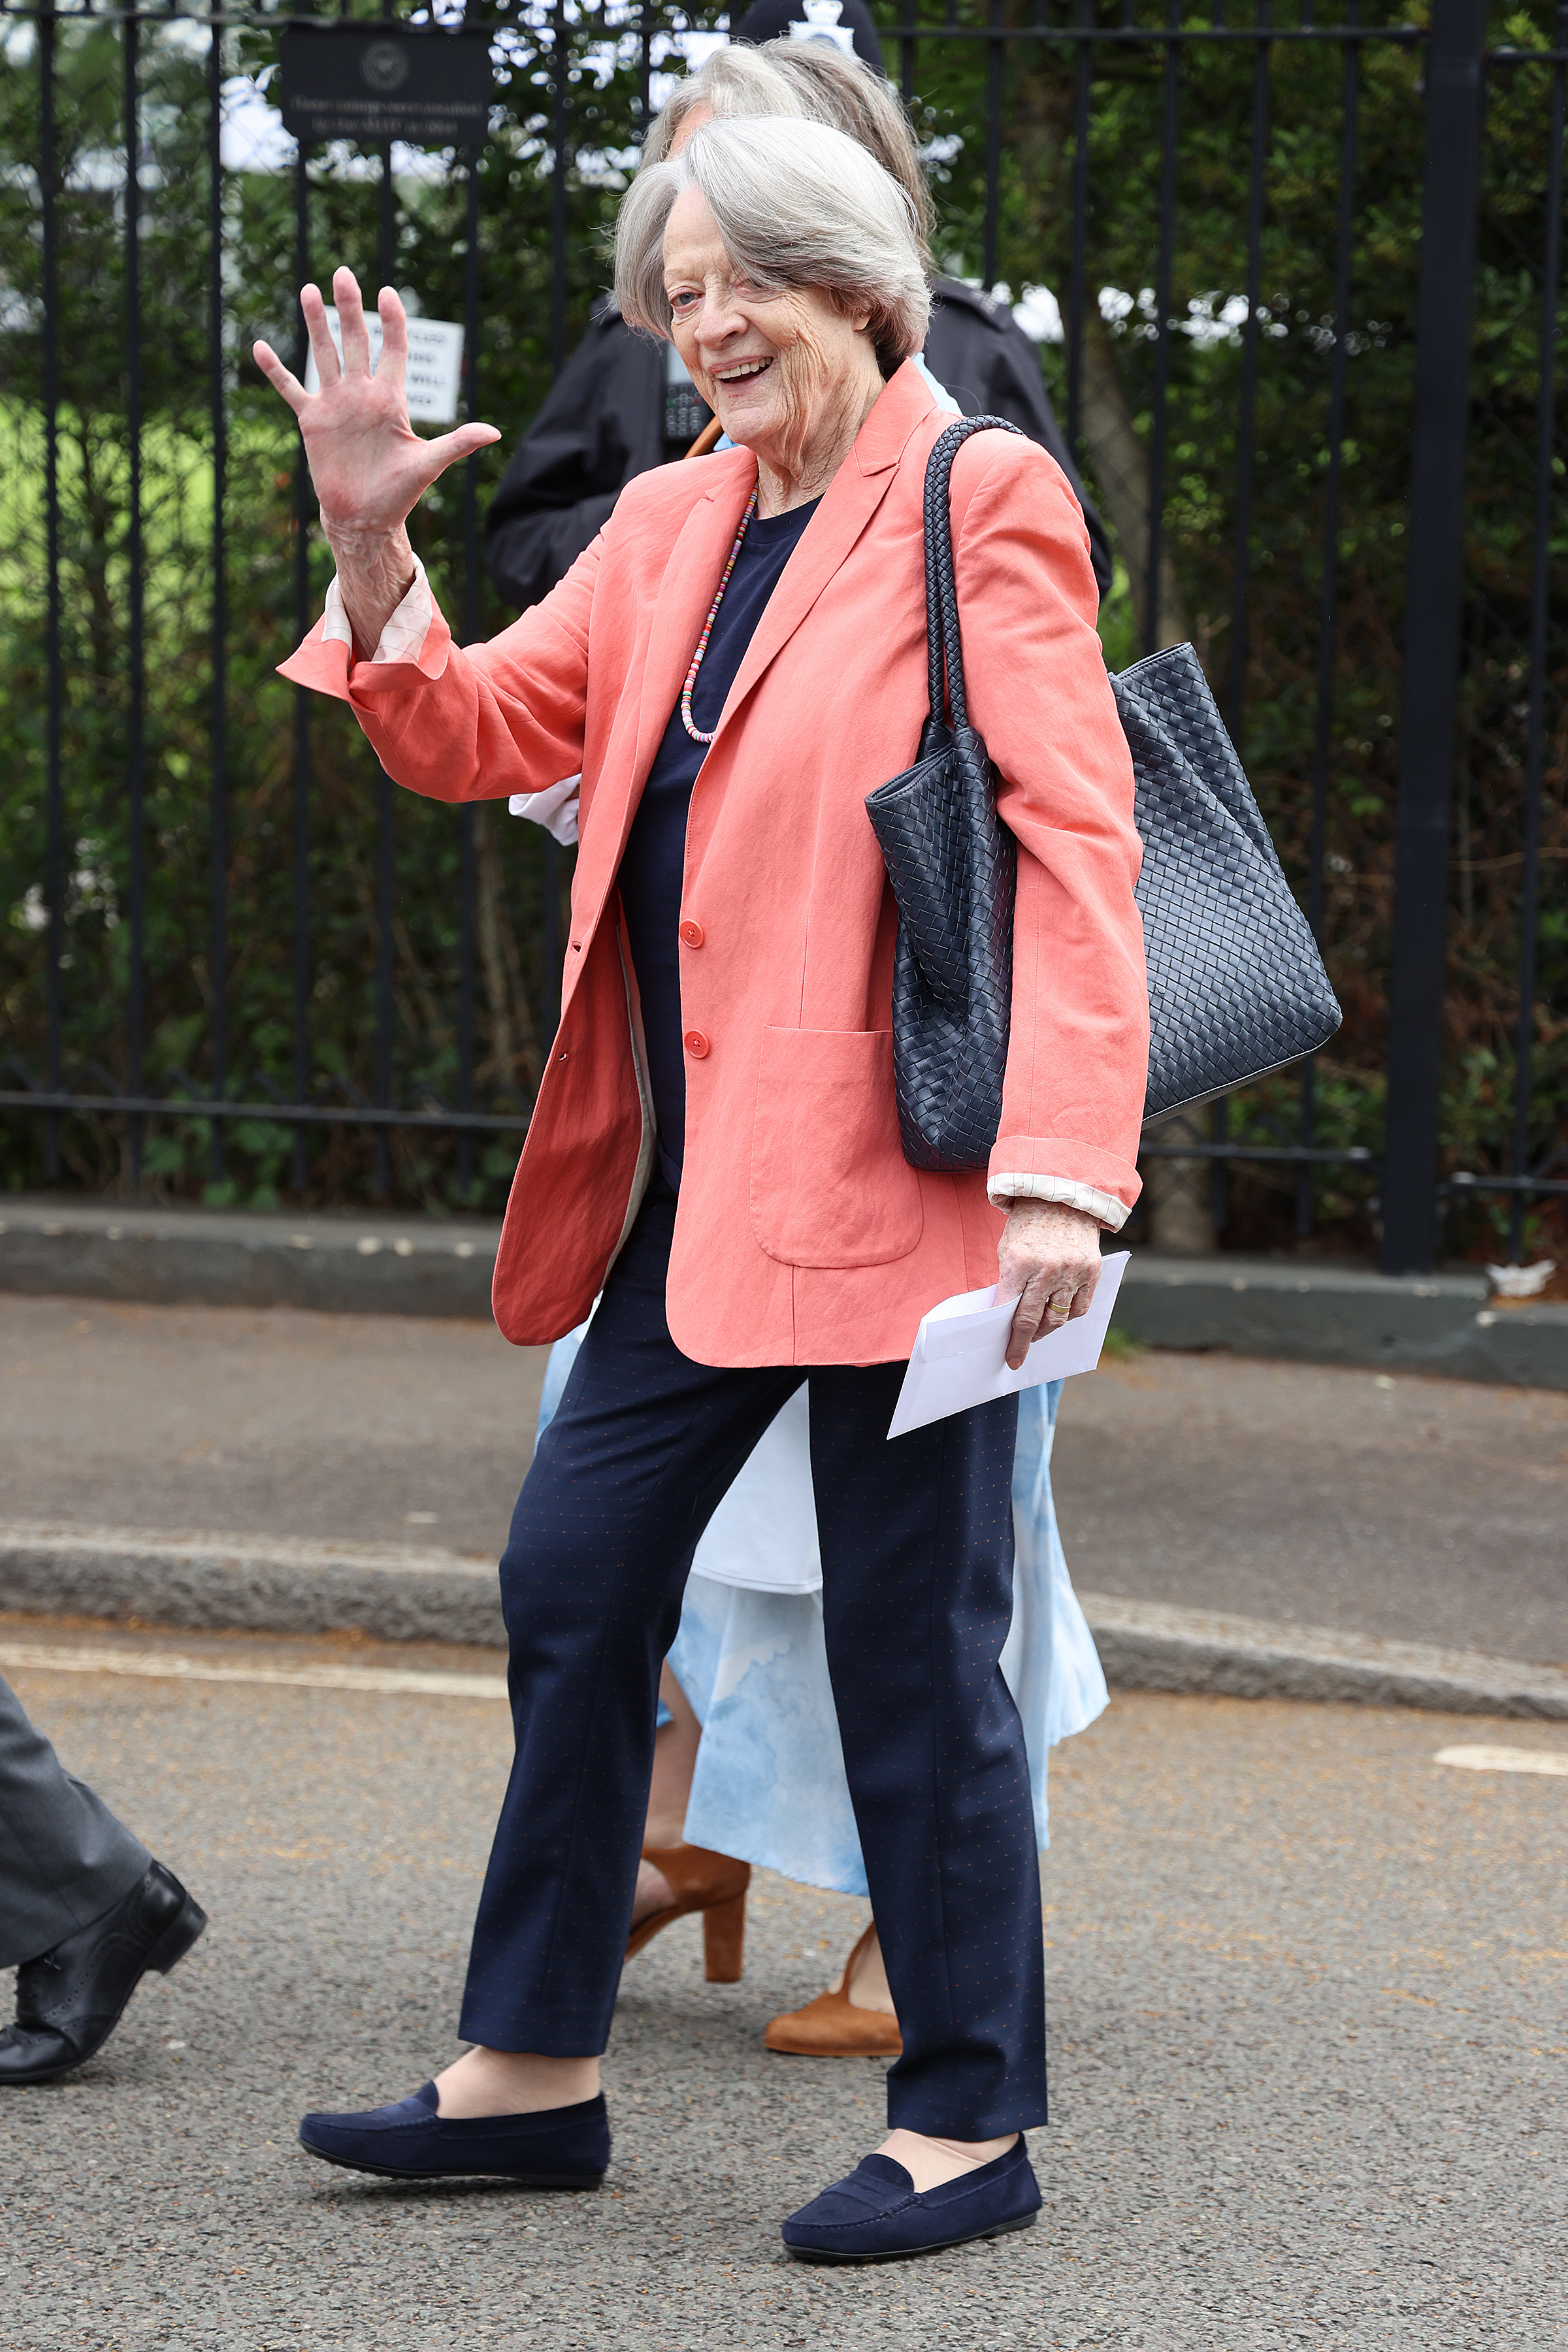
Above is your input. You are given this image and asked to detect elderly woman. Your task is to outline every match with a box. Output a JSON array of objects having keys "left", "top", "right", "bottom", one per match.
[
  {"left": 255, "top": 116, "right": 1146, "bottom": 2262},
  {"left": 514, "top": 35, "right": 1112, "bottom": 2059},
  {"left": 486, "top": 33, "right": 1111, "bottom": 612}
]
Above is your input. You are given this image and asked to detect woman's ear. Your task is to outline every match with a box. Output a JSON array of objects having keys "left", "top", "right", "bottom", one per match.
[{"left": 825, "top": 288, "right": 875, "bottom": 340}]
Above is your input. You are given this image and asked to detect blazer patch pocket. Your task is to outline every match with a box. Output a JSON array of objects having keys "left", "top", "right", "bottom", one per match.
[{"left": 749, "top": 1026, "right": 924, "bottom": 1269}]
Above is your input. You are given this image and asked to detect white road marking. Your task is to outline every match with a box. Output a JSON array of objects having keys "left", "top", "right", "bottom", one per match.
[
  {"left": 0, "top": 1642, "right": 506, "bottom": 1701},
  {"left": 1435, "top": 1744, "right": 1568, "bottom": 1776}
]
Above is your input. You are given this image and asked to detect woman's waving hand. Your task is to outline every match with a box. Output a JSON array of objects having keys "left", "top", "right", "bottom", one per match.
[{"left": 253, "top": 269, "right": 499, "bottom": 656}]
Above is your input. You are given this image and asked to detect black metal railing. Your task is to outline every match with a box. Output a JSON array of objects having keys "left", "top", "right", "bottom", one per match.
[{"left": 0, "top": 0, "right": 1563, "bottom": 1272}]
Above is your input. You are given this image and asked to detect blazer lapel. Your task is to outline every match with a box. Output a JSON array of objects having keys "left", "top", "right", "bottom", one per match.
[{"left": 712, "top": 361, "right": 938, "bottom": 736}]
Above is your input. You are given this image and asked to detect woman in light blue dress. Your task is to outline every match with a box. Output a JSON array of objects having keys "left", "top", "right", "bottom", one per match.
[{"left": 534, "top": 1328, "right": 1107, "bottom": 2053}]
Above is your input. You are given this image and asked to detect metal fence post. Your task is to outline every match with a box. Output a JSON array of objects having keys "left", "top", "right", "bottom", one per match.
[{"left": 1379, "top": 0, "right": 1488, "bottom": 1274}]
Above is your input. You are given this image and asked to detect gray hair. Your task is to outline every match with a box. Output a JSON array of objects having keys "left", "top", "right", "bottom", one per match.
[
  {"left": 615, "top": 116, "right": 930, "bottom": 377},
  {"left": 640, "top": 41, "right": 936, "bottom": 272},
  {"left": 745, "top": 42, "right": 937, "bottom": 268},
  {"left": 640, "top": 46, "right": 807, "bottom": 167}
]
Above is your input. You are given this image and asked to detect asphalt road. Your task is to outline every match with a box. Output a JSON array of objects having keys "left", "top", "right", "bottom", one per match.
[
  {"left": 2, "top": 1626, "right": 1565, "bottom": 2349},
  {"left": 3, "top": 1296, "right": 1565, "bottom": 1662}
]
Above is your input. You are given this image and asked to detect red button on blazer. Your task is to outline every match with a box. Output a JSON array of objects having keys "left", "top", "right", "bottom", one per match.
[
  {"left": 679, "top": 919, "right": 704, "bottom": 948},
  {"left": 683, "top": 1030, "right": 710, "bottom": 1058}
]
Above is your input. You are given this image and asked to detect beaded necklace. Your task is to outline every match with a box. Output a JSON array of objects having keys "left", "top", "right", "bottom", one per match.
[{"left": 679, "top": 486, "right": 759, "bottom": 743}]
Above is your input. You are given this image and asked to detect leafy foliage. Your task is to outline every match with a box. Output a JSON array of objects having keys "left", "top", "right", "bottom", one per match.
[{"left": 1, "top": 1, "right": 1562, "bottom": 1257}]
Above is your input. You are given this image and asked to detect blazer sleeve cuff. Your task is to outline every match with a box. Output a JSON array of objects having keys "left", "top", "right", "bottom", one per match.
[
  {"left": 276, "top": 558, "right": 452, "bottom": 700},
  {"left": 987, "top": 1135, "right": 1141, "bottom": 1230},
  {"left": 988, "top": 1173, "right": 1130, "bottom": 1231}
]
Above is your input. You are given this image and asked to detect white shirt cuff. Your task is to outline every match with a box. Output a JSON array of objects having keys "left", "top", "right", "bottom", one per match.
[
  {"left": 322, "top": 557, "right": 433, "bottom": 666},
  {"left": 508, "top": 777, "right": 581, "bottom": 847},
  {"left": 987, "top": 1173, "right": 1130, "bottom": 1231}
]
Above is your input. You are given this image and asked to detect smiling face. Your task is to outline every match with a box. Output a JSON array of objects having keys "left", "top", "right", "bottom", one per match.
[{"left": 661, "top": 180, "right": 877, "bottom": 489}]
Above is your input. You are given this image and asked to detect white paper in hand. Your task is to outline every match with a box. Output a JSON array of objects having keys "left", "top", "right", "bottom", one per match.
[{"left": 886, "top": 1252, "right": 1130, "bottom": 1441}]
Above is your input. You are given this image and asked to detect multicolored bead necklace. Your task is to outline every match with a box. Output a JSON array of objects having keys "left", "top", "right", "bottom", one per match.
[{"left": 679, "top": 486, "right": 759, "bottom": 743}]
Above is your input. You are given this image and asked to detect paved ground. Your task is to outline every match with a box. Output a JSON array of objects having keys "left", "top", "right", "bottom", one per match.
[
  {"left": 3, "top": 1296, "right": 1564, "bottom": 1663},
  {"left": 1060, "top": 1350, "right": 1568, "bottom": 1665},
  {"left": 1, "top": 1625, "right": 1564, "bottom": 2349},
  {"left": 0, "top": 1296, "right": 549, "bottom": 1561}
]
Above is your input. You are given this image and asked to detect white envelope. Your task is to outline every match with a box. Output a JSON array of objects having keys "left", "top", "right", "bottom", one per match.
[{"left": 886, "top": 1252, "right": 1130, "bottom": 1441}]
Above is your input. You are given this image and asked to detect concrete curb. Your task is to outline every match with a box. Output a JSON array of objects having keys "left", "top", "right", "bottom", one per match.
[
  {"left": 1076, "top": 1592, "right": 1568, "bottom": 1722},
  {"left": 0, "top": 1196, "right": 498, "bottom": 1319},
  {"left": 4, "top": 1196, "right": 1565, "bottom": 1386},
  {"left": 0, "top": 1526, "right": 506, "bottom": 1650},
  {"left": 1116, "top": 1253, "right": 1568, "bottom": 1389},
  {"left": 3, "top": 1525, "right": 1564, "bottom": 1722}
]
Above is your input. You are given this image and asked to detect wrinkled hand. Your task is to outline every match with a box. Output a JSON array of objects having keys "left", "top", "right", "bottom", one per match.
[
  {"left": 252, "top": 269, "right": 498, "bottom": 549},
  {"left": 996, "top": 1198, "right": 1103, "bottom": 1371}
]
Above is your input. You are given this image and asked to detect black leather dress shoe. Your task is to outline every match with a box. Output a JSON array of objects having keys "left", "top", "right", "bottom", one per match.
[{"left": 0, "top": 1860, "right": 208, "bottom": 2086}]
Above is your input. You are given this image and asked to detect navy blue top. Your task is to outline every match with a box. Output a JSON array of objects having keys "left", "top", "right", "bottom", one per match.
[{"left": 618, "top": 496, "right": 820, "bottom": 1191}]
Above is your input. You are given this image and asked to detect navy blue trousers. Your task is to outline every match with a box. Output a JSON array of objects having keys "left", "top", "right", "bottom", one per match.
[{"left": 459, "top": 1180, "right": 1047, "bottom": 2136}]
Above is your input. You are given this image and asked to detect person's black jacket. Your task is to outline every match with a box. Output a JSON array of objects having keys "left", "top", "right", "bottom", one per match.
[
  {"left": 484, "top": 280, "right": 1112, "bottom": 615},
  {"left": 923, "top": 280, "right": 1112, "bottom": 595}
]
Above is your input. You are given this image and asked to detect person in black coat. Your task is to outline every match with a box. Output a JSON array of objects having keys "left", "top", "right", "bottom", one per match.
[
  {"left": 923, "top": 279, "right": 1111, "bottom": 594},
  {"left": 0, "top": 1674, "right": 207, "bottom": 2085},
  {"left": 485, "top": 14, "right": 1112, "bottom": 613}
]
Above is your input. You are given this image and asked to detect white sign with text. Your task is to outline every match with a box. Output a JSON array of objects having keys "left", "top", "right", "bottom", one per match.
[{"left": 302, "top": 308, "right": 466, "bottom": 425}]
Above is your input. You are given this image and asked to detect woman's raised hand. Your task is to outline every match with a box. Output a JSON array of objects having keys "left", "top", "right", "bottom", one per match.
[
  {"left": 254, "top": 270, "right": 498, "bottom": 654},
  {"left": 254, "top": 269, "right": 498, "bottom": 544}
]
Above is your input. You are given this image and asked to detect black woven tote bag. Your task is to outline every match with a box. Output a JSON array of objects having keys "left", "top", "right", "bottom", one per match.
[
  {"left": 863, "top": 416, "right": 1022, "bottom": 1172},
  {"left": 865, "top": 417, "right": 1345, "bottom": 1168},
  {"left": 1114, "top": 643, "right": 1342, "bottom": 1119}
]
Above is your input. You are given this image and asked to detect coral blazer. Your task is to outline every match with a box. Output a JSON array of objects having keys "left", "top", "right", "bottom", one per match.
[{"left": 281, "top": 360, "right": 1149, "bottom": 1365}]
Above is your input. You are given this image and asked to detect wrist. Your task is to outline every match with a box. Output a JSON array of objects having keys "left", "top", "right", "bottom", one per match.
[
  {"left": 322, "top": 516, "right": 412, "bottom": 576},
  {"left": 323, "top": 523, "right": 417, "bottom": 661},
  {"left": 996, "top": 1184, "right": 1119, "bottom": 1234},
  {"left": 1002, "top": 1197, "right": 1099, "bottom": 1231}
]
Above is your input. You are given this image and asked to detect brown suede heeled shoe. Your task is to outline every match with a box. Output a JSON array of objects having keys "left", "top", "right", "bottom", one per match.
[
  {"left": 763, "top": 1923, "right": 904, "bottom": 2057},
  {"left": 625, "top": 1843, "right": 750, "bottom": 1983}
]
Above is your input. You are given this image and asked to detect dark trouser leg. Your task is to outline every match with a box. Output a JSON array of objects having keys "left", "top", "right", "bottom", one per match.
[
  {"left": 0, "top": 1675, "right": 151, "bottom": 1970},
  {"left": 810, "top": 1371, "right": 1045, "bottom": 2138},
  {"left": 459, "top": 1184, "right": 796, "bottom": 2055}
]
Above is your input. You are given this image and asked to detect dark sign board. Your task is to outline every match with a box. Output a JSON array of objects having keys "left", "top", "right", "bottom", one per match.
[{"left": 278, "top": 25, "right": 493, "bottom": 149}]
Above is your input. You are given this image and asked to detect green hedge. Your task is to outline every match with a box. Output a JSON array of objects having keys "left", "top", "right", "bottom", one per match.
[{"left": 1, "top": 4, "right": 1562, "bottom": 1254}]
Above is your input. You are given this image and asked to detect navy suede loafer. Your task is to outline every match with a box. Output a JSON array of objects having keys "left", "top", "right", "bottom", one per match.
[
  {"left": 298, "top": 2083, "right": 609, "bottom": 2185},
  {"left": 781, "top": 2134, "right": 1041, "bottom": 2263}
]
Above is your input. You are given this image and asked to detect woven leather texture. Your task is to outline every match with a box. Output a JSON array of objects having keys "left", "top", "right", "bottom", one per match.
[
  {"left": 865, "top": 424, "right": 1343, "bottom": 1172},
  {"left": 865, "top": 416, "right": 1024, "bottom": 1171},
  {"left": 1115, "top": 642, "right": 1343, "bottom": 1120}
]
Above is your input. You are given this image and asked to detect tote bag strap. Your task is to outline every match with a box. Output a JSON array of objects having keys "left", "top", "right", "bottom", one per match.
[{"left": 922, "top": 415, "right": 1026, "bottom": 738}]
